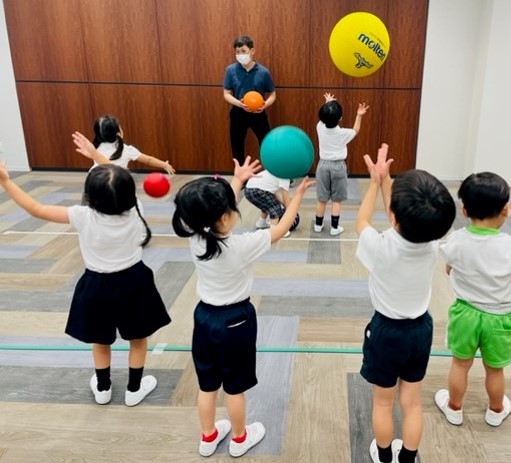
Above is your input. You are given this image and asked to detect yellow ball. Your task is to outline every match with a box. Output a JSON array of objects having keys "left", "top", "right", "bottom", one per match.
[{"left": 329, "top": 12, "right": 390, "bottom": 78}]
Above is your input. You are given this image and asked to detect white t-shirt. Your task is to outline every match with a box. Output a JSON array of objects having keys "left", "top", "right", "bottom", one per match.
[
  {"left": 189, "top": 229, "right": 271, "bottom": 305},
  {"left": 316, "top": 121, "right": 356, "bottom": 161},
  {"left": 91, "top": 142, "right": 142, "bottom": 169},
  {"left": 356, "top": 226, "right": 438, "bottom": 319},
  {"left": 440, "top": 227, "right": 511, "bottom": 314},
  {"left": 246, "top": 170, "right": 290, "bottom": 193},
  {"left": 68, "top": 205, "right": 144, "bottom": 272}
]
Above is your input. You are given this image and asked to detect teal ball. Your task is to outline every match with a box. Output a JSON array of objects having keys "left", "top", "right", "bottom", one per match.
[{"left": 260, "top": 126, "right": 314, "bottom": 179}]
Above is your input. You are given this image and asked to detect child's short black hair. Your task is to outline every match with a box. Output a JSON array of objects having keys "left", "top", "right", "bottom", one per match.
[
  {"left": 318, "top": 101, "right": 343, "bottom": 128},
  {"left": 458, "top": 171, "right": 510, "bottom": 220},
  {"left": 390, "top": 170, "right": 456, "bottom": 243},
  {"left": 233, "top": 36, "right": 253, "bottom": 49}
]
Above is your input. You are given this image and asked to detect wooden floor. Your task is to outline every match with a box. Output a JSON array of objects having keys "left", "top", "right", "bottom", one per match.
[{"left": 0, "top": 171, "right": 510, "bottom": 463}]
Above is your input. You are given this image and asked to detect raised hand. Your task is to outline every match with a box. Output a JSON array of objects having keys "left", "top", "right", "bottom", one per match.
[
  {"left": 72, "top": 131, "right": 97, "bottom": 159},
  {"left": 357, "top": 102, "right": 370, "bottom": 116},
  {"left": 233, "top": 156, "right": 262, "bottom": 183},
  {"left": 324, "top": 92, "right": 336, "bottom": 102},
  {"left": 363, "top": 143, "right": 393, "bottom": 184}
]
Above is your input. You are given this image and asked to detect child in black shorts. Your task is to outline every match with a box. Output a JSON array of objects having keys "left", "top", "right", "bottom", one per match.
[
  {"left": 172, "top": 157, "right": 314, "bottom": 457},
  {"left": 355, "top": 144, "right": 455, "bottom": 463}
]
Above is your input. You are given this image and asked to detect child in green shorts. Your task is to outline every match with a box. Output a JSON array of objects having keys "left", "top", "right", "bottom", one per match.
[{"left": 435, "top": 171, "right": 511, "bottom": 427}]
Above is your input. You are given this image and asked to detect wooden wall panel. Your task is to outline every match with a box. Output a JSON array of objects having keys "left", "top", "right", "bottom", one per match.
[
  {"left": 379, "top": 90, "right": 422, "bottom": 174},
  {"left": 3, "top": 0, "right": 87, "bottom": 81},
  {"left": 162, "top": 87, "right": 232, "bottom": 173},
  {"left": 384, "top": 0, "right": 429, "bottom": 88},
  {"left": 156, "top": 0, "right": 234, "bottom": 85},
  {"left": 16, "top": 83, "right": 93, "bottom": 169},
  {"left": 79, "top": 0, "right": 161, "bottom": 83},
  {"left": 270, "top": 0, "right": 310, "bottom": 87},
  {"left": 88, "top": 85, "right": 169, "bottom": 171}
]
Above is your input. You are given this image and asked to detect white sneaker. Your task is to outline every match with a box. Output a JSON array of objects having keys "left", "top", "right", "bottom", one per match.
[
  {"left": 229, "top": 422, "right": 266, "bottom": 457},
  {"left": 485, "top": 395, "right": 511, "bottom": 426},
  {"left": 125, "top": 375, "right": 157, "bottom": 406},
  {"left": 255, "top": 217, "right": 270, "bottom": 229},
  {"left": 391, "top": 439, "right": 404, "bottom": 461},
  {"left": 199, "top": 419, "right": 231, "bottom": 457},
  {"left": 314, "top": 224, "right": 324, "bottom": 233},
  {"left": 330, "top": 226, "right": 344, "bottom": 236},
  {"left": 370, "top": 438, "right": 406, "bottom": 463},
  {"left": 90, "top": 374, "right": 112, "bottom": 405},
  {"left": 283, "top": 230, "right": 291, "bottom": 238},
  {"left": 434, "top": 389, "right": 463, "bottom": 425}
]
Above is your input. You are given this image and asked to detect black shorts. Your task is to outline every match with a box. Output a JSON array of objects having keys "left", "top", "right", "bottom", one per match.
[
  {"left": 65, "top": 261, "right": 171, "bottom": 344},
  {"left": 360, "top": 311, "right": 433, "bottom": 388},
  {"left": 192, "top": 299, "right": 258, "bottom": 395}
]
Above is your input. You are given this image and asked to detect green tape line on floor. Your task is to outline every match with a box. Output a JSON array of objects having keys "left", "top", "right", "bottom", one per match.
[{"left": 0, "top": 343, "right": 476, "bottom": 357}]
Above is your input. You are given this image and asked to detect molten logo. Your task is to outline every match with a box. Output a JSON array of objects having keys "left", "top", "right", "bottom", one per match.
[{"left": 357, "top": 33, "right": 387, "bottom": 61}]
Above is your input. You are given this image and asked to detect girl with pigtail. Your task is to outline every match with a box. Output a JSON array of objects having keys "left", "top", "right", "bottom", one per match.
[{"left": 172, "top": 157, "right": 314, "bottom": 458}]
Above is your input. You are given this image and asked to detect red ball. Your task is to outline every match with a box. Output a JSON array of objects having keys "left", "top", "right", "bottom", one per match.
[{"left": 143, "top": 172, "right": 170, "bottom": 198}]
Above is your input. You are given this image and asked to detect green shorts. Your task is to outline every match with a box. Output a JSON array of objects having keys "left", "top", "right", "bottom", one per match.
[{"left": 447, "top": 299, "right": 511, "bottom": 368}]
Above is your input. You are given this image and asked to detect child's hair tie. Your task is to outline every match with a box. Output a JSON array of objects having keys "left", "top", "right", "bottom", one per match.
[
  {"left": 213, "top": 173, "right": 221, "bottom": 180},
  {"left": 203, "top": 226, "right": 211, "bottom": 233}
]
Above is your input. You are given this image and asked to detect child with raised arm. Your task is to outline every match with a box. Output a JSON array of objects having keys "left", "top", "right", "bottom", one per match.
[
  {"left": 435, "top": 172, "right": 511, "bottom": 427},
  {"left": 314, "top": 93, "right": 369, "bottom": 235},
  {"left": 88, "top": 115, "right": 175, "bottom": 175},
  {"left": 0, "top": 161, "right": 170, "bottom": 407},
  {"left": 355, "top": 144, "right": 455, "bottom": 463},
  {"left": 172, "top": 157, "right": 314, "bottom": 458}
]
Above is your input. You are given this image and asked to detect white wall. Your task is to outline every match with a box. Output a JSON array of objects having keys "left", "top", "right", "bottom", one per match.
[
  {"left": 472, "top": 0, "right": 511, "bottom": 180},
  {"left": 1, "top": 0, "right": 509, "bottom": 179},
  {"left": 0, "top": 1, "right": 29, "bottom": 171},
  {"left": 417, "top": 0, "right": 511, "bottom": 183}
]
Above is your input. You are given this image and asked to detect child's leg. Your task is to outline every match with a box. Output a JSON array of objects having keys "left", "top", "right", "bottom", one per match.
[
  {"left": 225, "top": 392, "right": 246, "bottom": 437},
  {"left": 197, "top": 389, "right": 219, "bottom": 436},
  {"left": 92, "top": 343, "right": 111, "bottom": 369},
  {"left": 92, "top": 343, "right": 112, "bottom": 391},
  {"left": 372, "top": 385, "right": 395, "bottom": 448},
  {"left": 315, "top": 201, "right": 327, "bottom": 221},
  {"left": 398, "top": 379, "right": 423, "bottom": 452},
  {"left": 448, "top": 357, "right": 473, "bottom": 409},
  {"left": 128, "top": 337, "right": 147, "bottom": 368},
  {"left": 331, "top": 200, "right": 342, "bottom": 218},
  {"left": 330, "top": 201, "right": 343, "bottom": 233},
  {"left": 484, "top": 363, "right": 505, "bottom": 412}
]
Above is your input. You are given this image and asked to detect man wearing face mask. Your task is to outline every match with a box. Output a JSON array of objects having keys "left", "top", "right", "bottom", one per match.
[{"left": 223, "top": 36, "right": 277, "bottom": 165}]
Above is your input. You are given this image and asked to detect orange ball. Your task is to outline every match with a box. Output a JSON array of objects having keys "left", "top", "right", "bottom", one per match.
[
  {"left": 242, "top": 91, "right": 264, "bottom": 111},
  {"left": 143, "top": 172, "right": 170, "bottom": 198}
]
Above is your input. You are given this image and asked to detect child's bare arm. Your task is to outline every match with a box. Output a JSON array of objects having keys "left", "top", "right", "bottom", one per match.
[
  {"left": 137, "top": 154, "right": 175, "bottom": 175},
  {"left": 72, "top": 131, "right": 109, "bottom": 165},
  {"left": 352, "top": 103, "right": 369, "bottom": 134},
  {"left": 0, "top": 161, "right": 69, "bottom": 223},
  {"left": 231, "top": 156, "right": 261, "bottom": 198},
  {"left": 270, "top": 177, "right": 314, "bottom": 243}
]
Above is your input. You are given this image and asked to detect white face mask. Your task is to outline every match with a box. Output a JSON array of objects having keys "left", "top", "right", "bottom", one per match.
[{"left": 236, "top": 54, "right": 251, "bottom": 66}]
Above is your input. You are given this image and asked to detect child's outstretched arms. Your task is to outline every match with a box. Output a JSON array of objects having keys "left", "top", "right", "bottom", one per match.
[
  {"left": 0, "top": 161, "right": 69, "bottom": 223},
  {"left": 355, "top": 143, "right": 393, "bottom": 235},
  {"left": 231, "top": 156, "right": 261, "bottom": 198},
  {"left": 270, "top": 177, "right": 315, "bottom": 243}
]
